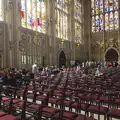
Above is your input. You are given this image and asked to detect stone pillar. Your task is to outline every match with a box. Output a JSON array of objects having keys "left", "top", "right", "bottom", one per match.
[
  {"left": 118, "top": 0, "right": 120, "bottom": 62},
  {"left": 88, "top": 0, "right": 92, "bottom": 61},
  {"left": 84, "top": 0, "right": 89, "bottom": 61},
  {"left": 47, "top": 0, "right": 53, "bottom": 66},
  {"left": 50, "top": 0, "right": 56, "bottom": 65},
  {"left": 71, "top": 0, "right": 75, "bottom": 61},
  {"left": 12, "top": 0, "right": 21, "bottom": 68},
  {"left": 5, "top": 0, "right": 15, "bottom": 68}
]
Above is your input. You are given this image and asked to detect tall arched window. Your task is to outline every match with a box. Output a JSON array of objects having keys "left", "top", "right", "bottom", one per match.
[
  {"left": 91, "top": 0, "right": 119, "bottom": 33},
  {"left": 74, "top": 0, "right": 82, "bottom": 44},
  {"left": 0, "top": 0, "right": 4, "bottom": 21},
  {"left": 55, "top": 0, "right": 69, "bottom": 40},
  {"left": 21, "top": 0, "right": 47, "bottom": 33}
]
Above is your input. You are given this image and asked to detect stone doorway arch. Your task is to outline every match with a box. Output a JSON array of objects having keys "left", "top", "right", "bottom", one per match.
[
  {"left": 105, "top": 48, "right": 119, "bottom": 62},
  {"left": 58, "top": 50, "right": 66, "bottom": 68}
]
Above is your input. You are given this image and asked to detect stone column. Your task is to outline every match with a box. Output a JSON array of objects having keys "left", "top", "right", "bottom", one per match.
[
  {"left": 50, "top": 0, "right": 56, "bottom": 65},
  {"left": 5, "top": 0, "right": 15, "bottom": 68},
  {"left": 118, "top": 0, "right": 120, "bottom": 62},
  {"left": 47, "top": 0, "right": 53, "bottom": 66},
  {"left": 71, "top": 0, "right": 75, "bottom": 61},
  {"left": 12, "top": 0, "right": 21, "bottom": 68},
  {"left": 88, "top": 0, "right": 92, "bottom": 61},
  {"left": 84, "top": 0, "right": 89, "bottom": 61}
]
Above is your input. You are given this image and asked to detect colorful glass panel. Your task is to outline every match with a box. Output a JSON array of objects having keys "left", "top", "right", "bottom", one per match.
[
  {"left": 109, "top": 0, "right": 113, "bottom": 11},
  {"left": 109, "top": 12, "right": 114, "bottom": 30},
  {"left": 91, "top": 0, "right": 118, "bottom": 32},
  {"left": 21, "top": 0, "right": 47, "bottom": 33},
  {"left": 32, "top": 0, "right": 37, "bottom": 30},
  {"left": 104, "top": 0, "right": 109, "bottom": 12},
  {"left": 114, "top": 11, "right": 118, "bottom": 29},
  {"left": 26, "top": 0, "right": 32, "bottom": 29},
  {"left": 95, "top": 0, "right": 99, "bottom": 14},
  {"left": 100, "top": 0, "right": 103, "bottom": 13},
  {"left": 92, "top": 17, "right": 95, "bottom": 32},
  {"left": 21, "top": 0, "right": 26, "bottom": 27},
  {"left": 91, "top": 0, "right": 95, "bottom": 15},
  {"left": 55, "top": 0, "right": 69, "bottom": 40},
  {"left": 75, "top": 22, "right": 81, "bottom": 42},
  {"left": 114, "top": 0, "right": 118, "bottom": 10},
  {"left": 105, "top": 13, "right": 109, "bottom": 31},
  {"left": 99, "top": 14, "right": 103, "bottom": 31},
  {"left": 74, "top": 0, "right": 81, "bottom": 22},
  {"left": 96, "top": 15, "right": 99, "bottom": 32}
]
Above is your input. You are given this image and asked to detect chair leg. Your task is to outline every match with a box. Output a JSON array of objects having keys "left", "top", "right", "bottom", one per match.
[
  {"left": 107, "top": 115, "right": 110, "bottom": 120},
  {"left": 98, "top": 114, "right": 100, "bottom": 120}
]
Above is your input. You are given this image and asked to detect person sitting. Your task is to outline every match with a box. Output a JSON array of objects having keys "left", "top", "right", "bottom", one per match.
[{"left": 95, "top": 67, "right": 102, "bottom": 76}]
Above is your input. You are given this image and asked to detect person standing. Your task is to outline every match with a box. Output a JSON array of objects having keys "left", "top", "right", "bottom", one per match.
[{"left": 32, "top": 63, "right": 38, "bottom": 74}]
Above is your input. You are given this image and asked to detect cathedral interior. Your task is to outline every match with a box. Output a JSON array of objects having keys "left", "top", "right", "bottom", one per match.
[{"left": 0, "top": 0, "right": 119, "bottom": 69}]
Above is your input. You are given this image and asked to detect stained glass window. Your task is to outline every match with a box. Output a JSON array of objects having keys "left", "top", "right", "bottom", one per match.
[
  {"left": 96, "top": 15, "right": 99, "bottom": 32},
  {"left": 0, "top": 0, "right": 3, "bottom": 21},
  {"left": 74, "top": 0, "right": 82, "bottom": 22},
  {"left": 99, "top": 14, "right": 103, "bottom": 31},
  {"left": 75, "top": 22, "right": 81, "bottom": 42},
  {"left": 114, "top": 11, "right": 119, "bottom": 29},
  {"left": 91, "top": 0, "right": 119, "bottom": 33},
  {"left": 92, "top": 17, "right": 95, "bottom": 32},
  {"left": 74, "top": 0, "right": 82, "bottom": 43},
  {"left": 21, "top": 0, "right": 26, "bottom": 27},
  {"left": 21, "top": 0, "right": 47, "bottom": 33},
  {"left": 55, "top": 0, "right": 68, "bottom": 40},
  {"left": 105, "top": 13, "right": 109, "bottom": 31}
]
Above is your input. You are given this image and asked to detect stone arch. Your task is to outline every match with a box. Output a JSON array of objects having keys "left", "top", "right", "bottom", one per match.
[
  {"left": 104, "top": 47, "right": 119, "bottom": 62},
  {"left": 57, "top": 49, "right": 67, "bottom": 68}
]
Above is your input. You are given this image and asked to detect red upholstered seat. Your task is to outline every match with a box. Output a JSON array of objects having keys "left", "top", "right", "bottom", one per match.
[
  {"left": 80, "top": 103, "right": 89, "bottom": 110},
  {"left": 63, "top": 100, "right": 74, "bottom": 106},
  {"left": 115, "top": 98, "right": 120, "bottom": 104},
  {"left": 87, "top": 105, "right": 108, "bottom": 114},
  {"left": 5, "top": 99, "right": 21, "bottom": 105},
  {"left": 48, "top": 97, "right": 60, "bottom": 103},
  {"left": 27, "top": 103, "right": 45, "bottom": 113},
  {"left": 63, "top": 111, "right": 77, "bottom": 118},
  {"left": 79, "top": 95, "right": 89, "bottom": 101},
  {"left": 27, "top": 103, "right": 44, "bottom": 110},
  {"left": 99, "top": 96, "right": 109, "bottom": 102},
  {"left": 71, "top": 102, "right": 79, "bottom": 108},
  {"left": 42, "top": 107, "right": 58, "bottom": 115},
  {"left": 65, "top": 91, "right": 73, "bottom": 96},
  {"left": 60, "top": 117, "right": 76, "bottom": 120},
  {"left": 13, "top": 100, "right": 25, "bottom": 109},
  {"left": 36, "top": 95, "right": 47, "bottom": 100},
  {"left": 53, "top": 90, "right": 64, "bottom": 95},
  {"left": 107, "top": 108, "right": 120, "bottom": 118},
  {"left": 26, "top": 93, "right": 34, "bottom": 98},
  {"left": 0, "top": 115, "right": 17, "bottom": 120},
  {"left": 2, "top": 97, "right": 10, "bottom": 101},
  {"left": 0, "top": 112, "right": 8, "bottom": 117},
  {"left": 89, "top": 94, "right": 98, "bottom": 100},
  {"left": 16, "top": 90, "right": 24, "bottom": 95},
  {"left": 76, "top": 115, "right": 96, "bottom": 120}
]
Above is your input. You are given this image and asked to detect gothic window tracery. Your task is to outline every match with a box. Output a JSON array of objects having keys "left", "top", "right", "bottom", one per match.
[
  {"left": 21, "top": 0, "right": 47, "bottom": 33},
  {"left": 91, "top": 0, "right": 119, "bottom": 33}
]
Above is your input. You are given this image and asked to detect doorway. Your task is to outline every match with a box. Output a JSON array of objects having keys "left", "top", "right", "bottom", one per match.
[
  {"left": 59, "top": 51, "right": 66, "bottom": 68},
  {"left": 105, "top": 48, "right": 118, "bottom": 62}
]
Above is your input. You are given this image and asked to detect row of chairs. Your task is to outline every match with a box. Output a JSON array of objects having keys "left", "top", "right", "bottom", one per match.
[{"left": 1, "top": 69, "right": 120, "bottom": 120}]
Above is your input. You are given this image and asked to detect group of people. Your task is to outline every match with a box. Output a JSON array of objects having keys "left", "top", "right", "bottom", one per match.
[
  {"left": 32, "top": 63, "right": 60, "bottom": 77},
  {"left": 75, "top": 61, "right": 119, "bottom": 76},
  {"left": 0, "top": 61, "right": 118, "bottom": 88}
]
